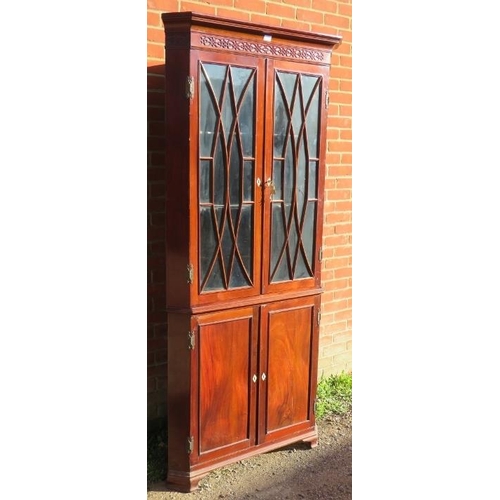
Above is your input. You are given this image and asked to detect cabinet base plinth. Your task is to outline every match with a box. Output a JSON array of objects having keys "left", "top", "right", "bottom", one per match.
[
  {"left": 303, "top": 435, "right": 319, "bottom": 448},
  {"left": 166, "top": 428, "right": 319, "bottom": 492},
  {"left": 166, "top": 471, "right": 208, "bottom": 493},
  {"left": 302, "top": 424, "right": 319, "bottom": 448}
]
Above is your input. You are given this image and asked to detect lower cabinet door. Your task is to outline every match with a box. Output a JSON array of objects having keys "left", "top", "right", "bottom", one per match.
[
  {"left": 258, "top": 295, "right": 320, "bottom": 444},
  {"left": 191, "top": 306, "right": 259, "bottom": 464}
]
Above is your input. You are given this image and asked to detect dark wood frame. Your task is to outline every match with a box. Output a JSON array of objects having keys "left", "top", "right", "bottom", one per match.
[{"left": 162, "top": 11, "right": 341, "bottom": 492}]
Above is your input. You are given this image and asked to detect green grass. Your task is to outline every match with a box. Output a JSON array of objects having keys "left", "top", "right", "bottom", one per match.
[
  {"left": 147, "top": 372, "right": 352, "bottom": 484},
  {"left": 315, "top": 371, "right": 352, "bottom": 419}
]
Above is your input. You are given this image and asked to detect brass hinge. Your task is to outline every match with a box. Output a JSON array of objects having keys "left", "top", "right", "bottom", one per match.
[
  {"left": 317, "top": 310, "right": 322, "bottom": 326},
  {"left": 187, "top": 436, "right": 194, "bottom": 454},
  {"left": 188, "top": 330, "right": 195, "bottom": 350},
  {"left": 185, "top": 76, "right": 194, "bottom": 100},
  {"left": 325, "top": 90, "right": 329, "bottom": 109},
  {"left": 187, "top": 264, "right": 194, "bottom": 284},
  {"left": 318, "top": 246, "right": 323, "bottom": 262}
]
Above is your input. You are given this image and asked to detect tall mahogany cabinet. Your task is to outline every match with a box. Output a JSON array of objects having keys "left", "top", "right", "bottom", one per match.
[{"left": 161, "top": 12, "right": 342, "bottom": 492}]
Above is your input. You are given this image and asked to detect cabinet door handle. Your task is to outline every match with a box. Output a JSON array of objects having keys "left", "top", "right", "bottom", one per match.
[
  {"left": 261, "top": 373, "right": 267, "bottom": 381},
  {"left": 256, "top": 178, "right": 262, "bottom": 187},
  {"left": 252, "top": 374, "right": 257, "bottom": 383}
]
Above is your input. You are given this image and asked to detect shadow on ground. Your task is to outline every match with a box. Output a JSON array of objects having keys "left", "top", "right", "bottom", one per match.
[{"left": 148, "top": 414, "right": 352, "bottom": 500}]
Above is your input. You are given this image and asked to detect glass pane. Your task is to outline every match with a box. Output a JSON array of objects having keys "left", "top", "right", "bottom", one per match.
[
  {"left": 199, "top": 71, "right": 217, "bottom": 157},
  {"left": 240, "top": 98, "right": 254, "bottom": 158},
  {"left": 228, "top": 206, "right": 252, "bottom": 288},
  {"left": 271, "top": 202, "right": 289, "bottom": 282},
  {"left": 229, "top": 134, "right": 241, "bottom": 205},
  {"left": 300, "top": 201, "right": 316, "bottom": 278},
  {"left": 304, "top": 76, "right": 320, "bottom": 159},
  {"left": 221, "top": 211, "right": 234, "bottom": 283},
  {"left": 243, "top": 161, "right": 254, "bottom": 202},
  {"left": 198, "top": 63, "right": 257, "bottom": 293},
  {"left": 202, "top": 206, "right": 225, "bottom": 292},
  {"left": 232, "top": 67, "right": 255, "bottom": 158},
  {"left": 294, "top": 251, "right": 308, "bottom": 279},
  {"left": 273, "top": 256, "right": 289, "bottom": 282},
  {"left": 221, "top": 78, "right": 234, "bottom": 140},
  {"left": 308, "top": 161, "right": 318, "bottom": 199},
  {"left": 273, "top": 160, "right": 283, "bottom": 200},
  {"left": 231, "top": 67, "right": 253, "bottom": 103},
  {"left": 273, "top": 83, "right": 288, "bottom": 158},
  {"left": 269, "top": 70, "right": 320, "bottom": 284},
  {"left": 229, "top": 259, "right": 247, "bottom": 289},
  {"left": 301, "top": 74, "right": 318, "bottom": 104},
  {"left": 200, "top": 207, "right": 218, "bottom": 288},
  {"left": 205, "top": 260, "right": 224, "bottom": 291},
  {"left": 199, "top": 160, "right": 211, "bottom": 203},
  {"left": 214, "top": 136, "right": 225, "bottom": 206},
  {"left": 214, "top": 205, "right": 224, "bottom": 228},
  {"left": 238, "top": 205, "right": 253, "bottom": 279},
  {"left": 288, "top": 216, "right": 298, "bottom": 272},
  {"left": 283, "top": 139, "right": 294, "bottom": 204},
  {"left": 204, "top": 63, "right": 226, "bottom": 104},
  {"left": 279, "top": 72, "right": 297, "bottom": 109},
  {"left": 291, "top": 81, "right": 302, "bottom": 138},
  {"left": 297, "top": 146, "right": 307, "bottom": 216}
]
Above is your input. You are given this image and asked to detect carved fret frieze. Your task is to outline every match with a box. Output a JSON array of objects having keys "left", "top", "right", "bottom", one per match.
[{"left": 198, "top": 34, "right": 326, "bottom": 61}]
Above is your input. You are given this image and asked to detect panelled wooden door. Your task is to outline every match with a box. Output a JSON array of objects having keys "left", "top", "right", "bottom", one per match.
[
  {"left": 258, "top": 295, "right": 320, "bottom": 444},
  {"left": 191, "top": 307, "right": 259, "bottom": 463},
  {"left": 190, "top": 51, "right": 266, "bottom": 306},
  {"left": 262, "top": 60, "right": 330, "bottom": 295}
]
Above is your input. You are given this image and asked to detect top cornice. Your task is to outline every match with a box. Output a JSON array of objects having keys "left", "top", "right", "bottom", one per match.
[{"left": 161, "top": 11, "right": 342, "bottom": 50}]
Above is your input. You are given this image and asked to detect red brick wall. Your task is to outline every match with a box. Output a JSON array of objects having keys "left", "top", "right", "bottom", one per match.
[{"left": 147, "top": 0, "right": 352, "bottom": 420}]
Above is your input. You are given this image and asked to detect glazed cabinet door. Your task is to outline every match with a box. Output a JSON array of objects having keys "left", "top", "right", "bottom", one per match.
[
  {"left": 190, "top": 306, "right": 259, "bottom": 464},
  {"left": 262, "top": 60, "right": 330, "bottom": 295},
  {"left": 258, "top": 295, "right": 320, "bottom": 444},
  {"left": 190, "top": 51, "right": 266, "bottom": 307}
]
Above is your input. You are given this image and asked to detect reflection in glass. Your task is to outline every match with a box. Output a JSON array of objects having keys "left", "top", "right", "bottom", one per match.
[
  {"left": 271, "top": 204, "right": 288, "bottom": 282},
  {"left": 213, "top": 136, "right": 226, "bottom": 206},
  {"left": 305, "top": 82, "right": 320, "bottom": 158},
  {"left": 238, "top": 206, "right": 253, "bottom": 276},
  {"left": 243, "top": 161, "right": 254, "bottom": 202},
  {"left": 233, "top": 67, "right": 255, "bottom": 158},
  {"left": 199, "top": 72, "right": 217, "bottom": 157},
  {"left": 273, "top": 161, "right": 283, "bottom": 200},
  {"left": 229, "top": 135, "right": 241, "bottom": 204},
  {"left": 199, "top": 160, "right": 211, "bottom": 203},
  {"left": 283, "top": 140, "right": 294, "bottom": 205},
  {"left": 274, "top": 88, "right": 288, "bottom": 158},
  {"left": 200, "top": 207, "right": 223, "bottom": 291},
  {"left": 297, "top": 147, "right": 307, "bottom": 216},
  {"left": 302, "top": 203, "right": 316, "bottom": 271},
  {"left": 308, "top": 161, "right": 318, "bottom": 199}
]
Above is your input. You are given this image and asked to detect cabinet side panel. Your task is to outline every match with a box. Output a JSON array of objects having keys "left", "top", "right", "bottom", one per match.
[
  {"left": 167, "top": 313, "right": 192, "bottom": 472},
  {"left": 165, "top": 42, "right": 192, "bottom": 309}
]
